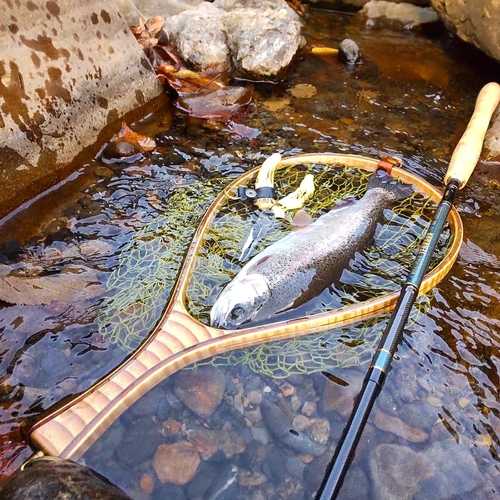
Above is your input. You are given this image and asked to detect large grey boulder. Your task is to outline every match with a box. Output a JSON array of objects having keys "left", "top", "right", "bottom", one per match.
[
  {"left": 163, "top": 2, "right": 230, "bottom": 73},
  {"left": 429, "top": 0, "right": 500, "bottom": 158},
  {"left": 162, "top": 0, "right": 302, "bottom": 79},
  {"left": 220, "top": 0, "right": 303, "bottom": 79},
  {"left": 430, "top": 0, "right": 500, "bottom": 63},
  {"left": 114, "top": 0, "right": 206, "bottom": 25},
  {"left": 0, "top": 0, "right": 162, "bottom": 219}
]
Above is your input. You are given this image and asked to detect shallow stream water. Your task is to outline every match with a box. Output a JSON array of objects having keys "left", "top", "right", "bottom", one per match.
[{"left": 1, "top": 9, "right": 500, "bottom": 500}]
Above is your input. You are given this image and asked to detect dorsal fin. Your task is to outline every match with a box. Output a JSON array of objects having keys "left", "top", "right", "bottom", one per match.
[{"left": 291, "top": 209, "right": 314, "bottom": 230}]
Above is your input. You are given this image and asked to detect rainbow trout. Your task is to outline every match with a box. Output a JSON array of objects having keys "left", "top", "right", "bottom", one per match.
[{"left": 210, "top": 171, "right": 413, "bottom": 329}]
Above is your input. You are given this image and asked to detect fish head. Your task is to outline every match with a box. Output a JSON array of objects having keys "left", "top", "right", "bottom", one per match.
[{"left": 210, "top": 274, "right": 270, "bottom": 329}]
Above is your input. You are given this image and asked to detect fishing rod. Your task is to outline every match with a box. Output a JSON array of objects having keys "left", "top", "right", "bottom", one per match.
[{"left": 316, "top": 81, "right": 500, "bottom": 500}]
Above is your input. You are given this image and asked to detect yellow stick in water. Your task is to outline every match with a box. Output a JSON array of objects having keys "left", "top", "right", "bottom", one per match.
[{"left": 312, "top": 47, "right": 339, "bottom": 56}]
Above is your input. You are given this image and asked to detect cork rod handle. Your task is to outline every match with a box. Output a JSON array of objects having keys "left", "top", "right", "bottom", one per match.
[{"left": 444, "top": 82, "right": 500, "bottom": 188}]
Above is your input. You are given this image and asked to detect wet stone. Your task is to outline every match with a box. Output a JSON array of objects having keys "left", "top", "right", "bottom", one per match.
[
  {"left": 301, "top": 400, "right": 317, "bottom": 416},
  {"left": 369, "top": 443, "right": 433, "bottom": 500},
  {"left": 414, "top": 437, "right": 483, "bottom": 500},
  {"left": 115, "top": 417, "right": 164, "bottom": 465},
  {"left": 41, "top": 349, "right": 68, "bottom": 377},
  {"left": 292, "top": 414, "right": 310, "bottom": 432},
  {"left": 93, "top": 166, "right": 114, "bottom": 178},
  {"left": 250, "top": 423, "right": 270, "bottom": 445},
  {"left": 185, "top": 460, "right": 219, "bottom": 498},
  {"left": 286, "top": 455, "right": 306, "bottom": 478},
  {"left": 262, "top": 445, "right": 289, "bottom": 484},
  {"left": 186, "top": 427, "right": 247, "bottom": 459},
  {"left": 373, "top": 409, "right": 429, "bottom": 443},
  {"left": 101, "top": 141, "right": 142, "bottom": 164},
  {"left": 0, "top": 240, "right": 23, "bottom": 259},
  {"left": 91, "top": 422, "right": 125, "bottom": 463},
  {"left": 297, "top": 377, "right": 318, "bottom": 402},
  {"left": 161, "top": 419, "right": 182, "bottom": 437},
  {"left": 340, "top": 465, "right": 370, "bottom": 500},
  {"left": 204, "top": 462, "right": 239, "bottom": 499},
  {"left": 338, "top": 38, "right": 360, "bottom": 65},
  {"left": 153, "top": 441, "right": 200, "bottom": 485},
  {"left": 139, "top": 473, "right": 155, "bottom": 495},
  {"left": 303, "top": 451, "right": 330, "bottom": 493},
  {"left": 321, "top": 371, "right": 363, "bottom": 417},
  {"left": 0, "top": 457, "right": 132, "bottom": 500},
  {"left": 128, "top": 386, "right": 163, "bottom": 418},
  {"left": 174, "top": 366, "right": 226, "bottom": 418},
  {"left": 239, "top": 439, "right": 266, "bottom": 470},
  {"left": 151, "top": 482, "right": 186, "bottom": 500},
  {"left": 308, "top": 418, "right": 330, "bottom": 445},
  {"left": 398, "top": 400, "right": 439, "bottom": 430}
]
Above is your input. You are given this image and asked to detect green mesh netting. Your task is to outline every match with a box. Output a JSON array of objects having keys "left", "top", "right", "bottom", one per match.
[
  {"left": 186, "top": 164, "right": 442, "bottom": 325},
  {"left": 98, "top": 179, "right": 226, "bottom": 351},
  {"left": 193, "top": 295, "right": 431, "bottom": 378},
  {"left": 98, "top": 162, "right": 449, "bottom": 377}
]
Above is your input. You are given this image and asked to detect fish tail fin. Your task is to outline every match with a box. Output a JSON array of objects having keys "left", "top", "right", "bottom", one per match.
[{"left": 368, "top": 169, "right": 415, "bottom": 201}]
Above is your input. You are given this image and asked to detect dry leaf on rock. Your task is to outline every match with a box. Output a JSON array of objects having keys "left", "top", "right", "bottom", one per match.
[
  {"left": 0, "top": 266, "right": 104, "bottom": 306},
  {"left": 157, "top": 64, "right": 225, "bottom": 96},
  {"left": 112, "top": 122, "right": 156, "bottom": 153},
  {"left": 131, "top": 16, "right": 165, "bottom": 50},
  {"left": 289, "top": 83, "right": 317, "bottom": 99}
]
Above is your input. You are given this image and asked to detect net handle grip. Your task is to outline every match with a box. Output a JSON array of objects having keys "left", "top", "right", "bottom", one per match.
[{"left": 444, "top": 82, "right": 500, "bottom": 189}]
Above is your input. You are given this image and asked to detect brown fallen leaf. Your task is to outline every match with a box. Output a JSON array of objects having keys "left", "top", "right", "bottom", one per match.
[
  {"left": 0, "top": 266, "right": 104, "bottom": 306},
  {"left": 176, "top": 87, "right": 252, "bottom": 121},
  {"left": 289, "top": 83, "right": 317, "bottom": 99},
  {"left": 157, "top": 64, "right": 225, "bottom": 96},
  {"left": 262, "top": 98, "right": 291, "bottom": 112},
  {"left": 131, "top": 16, "right": 165, "bottom": 50},
  {"left": 113, "top": 122, "right": 156, "bottom": 153}
]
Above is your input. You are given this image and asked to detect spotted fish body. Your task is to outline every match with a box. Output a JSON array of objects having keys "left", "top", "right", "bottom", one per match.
[{"left": 210, "top": 171, "right": 413, "bottom": 329}]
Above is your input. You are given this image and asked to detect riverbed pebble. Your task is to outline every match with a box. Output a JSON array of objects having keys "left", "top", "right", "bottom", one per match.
[
  {"left": 153, "top": 441, "right": 200, "bottom": 485},
  {"left": 369, "top": 443, "right": 432, "bottom": 500},
  {"left": 373, "top": 410, "right": 429, "bottom": 443},
  {"left": 186, "top": 427, "right": 246, "bottom": 459},
  {"left": 173, "top": 366, "right": 226, "bottom": 417}
]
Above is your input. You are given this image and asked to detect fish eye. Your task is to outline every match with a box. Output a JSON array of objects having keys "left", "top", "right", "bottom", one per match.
[{"left": 230, "top": 306, "right": 246, "bottom": 321}]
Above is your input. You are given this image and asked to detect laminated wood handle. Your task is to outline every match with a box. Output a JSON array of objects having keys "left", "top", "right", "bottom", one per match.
[{"left": 445, "top": 82, "right": 500, "bottom": 188}]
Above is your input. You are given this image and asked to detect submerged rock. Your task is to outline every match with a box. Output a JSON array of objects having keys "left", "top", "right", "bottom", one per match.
[
  {"left": 369, "top": 444, "right": 433, "bottom": 500},
  {"left": 0, "top": 457, "right": 132, "bottom": 500},
  {"left": 186, "top": 427, "right": 247, "bottom": 459},
  {"left": 357, "top": 0, "right": 439, "bottom": 29},
  {"left": 260, "top": 398, "right": 326, "bottom": 456},
  {"left": 373, "top": 410, "right": 429, "bottom": 443},
  {"left": 153, "top": 441, "right": 201, "bottom": 485},
  {"left": 101, "top": 141, "right": 143, "bottom": 164},
  {"left": 414, "top": 437, "right": 483, "bottom": 500},
  {"left": 174, "top": 366, "right": 226, "bottom": 417},
  {"left": 177, "top": 86, "right": 252, "bottom": 121}
]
